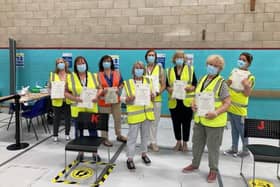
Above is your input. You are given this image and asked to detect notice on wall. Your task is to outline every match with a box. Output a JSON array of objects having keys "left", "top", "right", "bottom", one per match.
[
  {"left": 16, "top": 53, "right": 24, "bottom": 67},
  {"left": 110, "top": 55, "right": 120, "bottom": 70},
  {"left": 157, "top": 53, "right": 166, "bottom": 68},
  {"left": 185, "top": 54, "right": 194, "bottom": 66},
  {"left": 62, "top": 53, "right": 73, "bottom": 68}
]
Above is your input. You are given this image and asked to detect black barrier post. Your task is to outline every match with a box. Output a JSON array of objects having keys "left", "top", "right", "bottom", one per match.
[{"left": 7, "top": 95, "right": 29, "bottom": 150}]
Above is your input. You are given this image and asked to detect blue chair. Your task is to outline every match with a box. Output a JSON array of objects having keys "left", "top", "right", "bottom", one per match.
[
  {"left": 7, "top": 102, "right": 32, "bottom": 130},
  {"left": 21, "top": 98, "right": 49, "bottom": 140}
]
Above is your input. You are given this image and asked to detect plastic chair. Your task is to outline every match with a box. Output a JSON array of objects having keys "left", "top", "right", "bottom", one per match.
[
  {"left": 65, "top": 112, "right": 110, "bottom": 181},
  {"left": 240, "top": 118, "right": 280, "bottom": 186},
  {"left": 7, "top": 102, "right": 32, "bottom": 130},
  {"left": 21, "top": 98, "right": 49, "bottom": 140}
]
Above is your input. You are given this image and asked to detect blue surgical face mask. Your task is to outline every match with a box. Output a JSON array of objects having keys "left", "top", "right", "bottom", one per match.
[
  {"left": 57, "top": 63, "right": 65, "bottom": 70},
  {"left": 237, "top": 60, "right": 246, "bottom": 68},
  {"left": 134, "top": 69, "right": 144, "bottom": 78},
  {"left": 77, "top": 64, "right": 86, "bottom": 73},
  {"left": 207, "top": 65, "right": 219, "bottom": 75},
  {"left": 147, "top": 56, "right": 155, "bottom": 64},
  {"left": 103, "top": 61, "right": 111, "bottom": 69},
  {"left": 175, "top": 58, "right": 184, "bottom": 66}
]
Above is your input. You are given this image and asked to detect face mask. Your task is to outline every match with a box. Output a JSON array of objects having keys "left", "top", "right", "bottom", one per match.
[
  {"left": 57, "top": 63, "right": 65, "bottom": 70},
  {"left": 175, "top": 58, "right": 184, "bottom": 66},
  {"left": 147, "top": 56, "right": 155, "bottom": 63},
  {"left": 237, "top": 60, "right": 246, "bottom": 68},
  {"left": 134, "top": 69, "right": 144, "bottom": 78},
  {"left": 77, "top": 64, "right": 86, "bottom": 73},
  {"left": 207, "top": 65, "right": 219, "bottom": 75},
  {"left": 103, "top": 61, "right": 111, "bottom": 69}
]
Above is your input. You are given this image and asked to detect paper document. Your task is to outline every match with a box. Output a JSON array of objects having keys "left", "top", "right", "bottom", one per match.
[
  {"left": 230, "top": 68, "right": 251, "bottom": 91},
  {"left": 105, "top": 87, "right": 118, "bottom": 104},
  {"left": 147, "top": 75, "right": 159, "bottom": 94},
  {"left": 77, "top": 88, "right": 97, "bottom": 109},
  {"left": 196, "top": 92, "right": 215, "bottom": 117},
  {"left": 134, "top": 83, "right": 151, "bottom": 106},
  {"left": 51, "top": 81, "right": 65, "bottom": 99},
  {"left": 172, "top": 80, "right": 186, "bottom": 100}
]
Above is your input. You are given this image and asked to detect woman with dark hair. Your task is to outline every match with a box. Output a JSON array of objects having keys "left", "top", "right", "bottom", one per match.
[
  {"left": 98, "top": 55, "right": 127, "bottom": 146},
  {"left": 49, "top": 58, "right": 71, "bottom": 142},
  {"left": 65, "top": 56, "right": 101, "bottom": 161},
  {"left": 224, "top": 52, "right": 255, "bottom": 158}
]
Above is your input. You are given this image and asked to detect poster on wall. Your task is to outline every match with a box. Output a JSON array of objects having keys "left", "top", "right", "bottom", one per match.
[
  {"left": 110, "top": 55, "right": 120, "bottom": 70},
  {"left": 62, "top": 53, "right": 73, "bottom": 68},
  {"left": 16, "top": 53, "right": 24, "bottom": 67},
  {"left": 157, "top": 53, "right": 165, "bottom": 68},
  {"left": 185, "top": 54, "right": 194, "bottom": 66}
]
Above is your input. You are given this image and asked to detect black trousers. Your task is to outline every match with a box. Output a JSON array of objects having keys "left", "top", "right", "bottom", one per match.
[
  {"left": 169, "top": 101, "right": 193, "bottom": 142},
  {"left": 53, "top": 102, "right": 71, "bottom": 136}
]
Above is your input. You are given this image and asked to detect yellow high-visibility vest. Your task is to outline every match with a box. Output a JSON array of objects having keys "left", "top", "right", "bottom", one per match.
[
  {"left": 67, "top": 72, "right": 99, "bottom": 118},
  {"left": 145, "top": 64, "right": 162, "bottom": 102},
  {"left": 194, "top": 75, "right": 227, "bottom": 128},
  {"left": 228, "top": 70, "right": 255, "bottom": 116},
  {"left": 167, "top": 65, "right": 195, "bottom": 108},
  {"left": 124, "top": 78, "right": 155, "bottom": 124}
]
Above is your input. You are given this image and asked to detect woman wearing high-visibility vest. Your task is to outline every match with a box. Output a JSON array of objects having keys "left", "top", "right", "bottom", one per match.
[
  {"left": 49, "top": 58, "right": 71, "bottom": 142},
  {"left": 98, "top": 55, "right": 127, "bottom": 147},
  {"left": 65, "top": 56, "right": 101, "bottom": 162},
  {"left": 166, "top": 50, "right": 197, "bottom": 152},
  {"left": 224, "top": 52, "right": 255, "bottom": 158},
  {"left": 144, "top": 49, "right": 166, "bottom": 152},
  {"left": 182, "top": 55, "right": 231, "bottom": 183},
  {"left": 121, "top": 61, "right": 155, "bottom": 170}
]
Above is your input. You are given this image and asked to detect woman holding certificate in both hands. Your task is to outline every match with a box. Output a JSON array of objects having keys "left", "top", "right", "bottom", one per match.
[
  {"left": 182, "top": 55, "right": 231, "bottom": 183},
  {"left": 121, "top": 61, "right": 155, "bottom": 170},
  {"left": 224, "top": 52, "right": 255, "bottom": 158},
  {"left": 166, "top": 50, "right": 197, "bottom": 152}
]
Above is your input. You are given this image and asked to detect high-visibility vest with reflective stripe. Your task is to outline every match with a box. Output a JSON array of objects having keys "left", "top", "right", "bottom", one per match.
[
  {"left": 124, "top": 78, "right": 155, "bottom": 125},
  {"left": 67, "top": 72, "right": 98, "bottom": 118},
  {"left": 145, "top": 64, "right": 162, "bottom": 102},
  {"left": 49, "top": 72, "right": 71, "bottom": 107},
  {"left": 194, "top": 75, "right": 227, "bottom": 128},
  {"left": 228, "top": 71, "right": 255, "bottom": 116},
  {"left": 167, "top": 65, "right": 195, "bottom": 108},
  {"left": 98, "top": 71, "right": 120, "bottom": 107}
]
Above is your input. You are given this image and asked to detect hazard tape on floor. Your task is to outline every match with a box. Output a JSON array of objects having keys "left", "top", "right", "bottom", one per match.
[
  {"left": 52, "top": 159, "right": 115, "bottom": 186},
  {"left": 248, "top": 178, "right": 274, "bottom": 187}
]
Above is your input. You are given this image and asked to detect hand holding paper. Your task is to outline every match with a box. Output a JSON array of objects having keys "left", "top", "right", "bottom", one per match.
[{"left": 196, "top": 92, "right": 215, "bottom": 117}]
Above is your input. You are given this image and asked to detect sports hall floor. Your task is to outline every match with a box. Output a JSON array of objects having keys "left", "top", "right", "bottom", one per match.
[{"left": 0, "top": 109, "right": 278, "bottom": 187}]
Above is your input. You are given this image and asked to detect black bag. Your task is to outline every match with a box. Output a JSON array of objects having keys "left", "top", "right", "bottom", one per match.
[{"left": 77, "top": 112, "right": 109, "bottom": 131}]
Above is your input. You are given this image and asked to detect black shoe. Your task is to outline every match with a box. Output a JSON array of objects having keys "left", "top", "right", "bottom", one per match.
[
  {"left": 92, "top": 154, "right": 101, "bottom": 162},
  {"left": 141, "top": 155, "right": 151, "bottom": 164},
  {"left": 126, "top": 159, "right": 136, "bottom": 170},
  {"left": 76, "top": 152, "right": 84, "bottom": 162}
]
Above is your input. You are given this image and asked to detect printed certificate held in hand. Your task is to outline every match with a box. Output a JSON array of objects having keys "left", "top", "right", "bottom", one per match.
[
  {"left": 196, "top": 92, "right": 215, "bottom": 117},
  {"left": 77, "top": 88, "right": 97, "bottom": 109},
  {"left": 134, "top": 83, "right": 150, "bottom": 106},
  {"left": 105, "top": 87, "right": 118, "bottom": 104},
  {"left": 172, "top": 80, "right": 186, "bottom": 100},
  {"left": 146, "top": 75, "right": 159, "bottom": 94},
  {"left": 230, "top": 68, "right": 250, "bottom": 91},
  {"left": 51, "top": 81, "right": 65, "bottom": 99}
]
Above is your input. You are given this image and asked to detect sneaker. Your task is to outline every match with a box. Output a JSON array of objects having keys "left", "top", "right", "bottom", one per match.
[
  {"left": 76, "top": 152, "right": 84, "bottom": 162},
  {"left": 182, "top": 164, "right": 198, "bottom": 173},
  {"left": 223, "top": 148, "right": 238, "bottom": 157},
  {"left": 92, "top": 153, "right": 101, "bottom": 162},
  {"left": 103, "top": 139, "right": 113, "bottom": 147},
  {"left": 141, "top": 155, "right": 151, "bottom": 164},
  {"left": 65, "top": 135, "right": 70, "bottom": 141},
  {"left": 207, "top": 171, "right": 217, "bottom": 183},
  {"left": 127, "top": 159, "right": 136, "bottom": 170},
  {"left": 149, "top": 143, "right": 159, "bottom": 152},
  {"left": 53, "top": 136, "right": 58, "bottom": 142},
  {"left": 116, "top": 135, "right": 127, "bottom": 143},
  {"left": 237, "top": 151, "right": 250, "bottom": 158}
]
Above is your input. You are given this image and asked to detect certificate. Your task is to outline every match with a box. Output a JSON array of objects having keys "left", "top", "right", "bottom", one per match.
[
  {"left": 230, "top": 68, "right": 250, "bottom": 91},
  {"left": 196, "top": 92, "right": 215, "bottom": 117},
  {"left": 171, "top": 80, "right": 186, "bottom": 100},
  {"left": 147, "top": 75, "right": 159, "bottom": 94},
  {"left": 77, "top": 88, "right": 97, "bottom": 109},
  {"left": 105, "top": 87, "right": 118, "bottom": 104},
  {"left": 50, "top": 81, "right": 65, "bottom": 99},
  {"left": 134, "top": 83, "right": 150, "bottom": 106}
]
